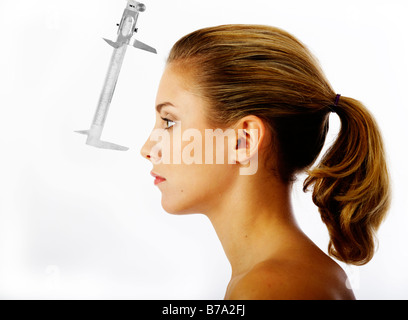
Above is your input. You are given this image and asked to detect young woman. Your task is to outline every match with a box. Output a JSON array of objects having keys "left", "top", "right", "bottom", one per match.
[{"left": 140, "top": 25, "right": 391, "bottom": 300}]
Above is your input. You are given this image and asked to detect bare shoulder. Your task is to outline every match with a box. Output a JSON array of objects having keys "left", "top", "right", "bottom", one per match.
[{"left": 227, "top": 258, "right": 355, "bottom": 300}]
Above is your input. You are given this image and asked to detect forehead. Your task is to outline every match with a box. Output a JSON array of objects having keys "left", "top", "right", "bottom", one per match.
[
  {"left": 157, "top": 64, "right": 191, "bottom": 97},
  {"left": 156, "top": 64, "right": 207, "bottom": 117}
]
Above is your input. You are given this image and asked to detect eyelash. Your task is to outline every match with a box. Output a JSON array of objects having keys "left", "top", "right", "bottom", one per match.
[{"left": 161, "top": 117, "right": 176, "bottom": 130}]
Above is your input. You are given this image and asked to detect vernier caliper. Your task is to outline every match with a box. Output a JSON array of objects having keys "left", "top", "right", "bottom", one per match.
[{"left": 76, "top": 0, "right": 156, "bottom": 151}]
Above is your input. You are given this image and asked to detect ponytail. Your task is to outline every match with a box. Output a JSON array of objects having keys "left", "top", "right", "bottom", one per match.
[{"left": 303, "top": 96, "right": 391, "bottom": 265}]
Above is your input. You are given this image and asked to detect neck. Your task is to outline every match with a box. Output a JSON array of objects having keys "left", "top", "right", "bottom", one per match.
[{"left": 205, "top": 175, "right": 300, "bottom": 278}]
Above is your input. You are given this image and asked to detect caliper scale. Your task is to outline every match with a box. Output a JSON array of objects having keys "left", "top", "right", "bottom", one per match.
[{"left": 76, "top": 0, "right": 156, "bottom": 151}]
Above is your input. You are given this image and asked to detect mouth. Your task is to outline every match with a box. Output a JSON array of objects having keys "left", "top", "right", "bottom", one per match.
[{"left": 150, "top": 171, "right": 166, "bottom": 185}]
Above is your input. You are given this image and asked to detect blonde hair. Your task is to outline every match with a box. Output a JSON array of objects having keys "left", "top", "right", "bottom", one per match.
[{"left": 167, "top": 24, "right": 391, "bottom": 265}]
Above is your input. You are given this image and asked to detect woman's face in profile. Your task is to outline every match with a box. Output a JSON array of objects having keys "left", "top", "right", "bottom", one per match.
[{"left": 140, "top": 63, "right": 238, "bottom": 215}]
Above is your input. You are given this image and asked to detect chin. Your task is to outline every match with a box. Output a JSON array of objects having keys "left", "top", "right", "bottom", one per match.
[{"left": 161, "top": 196, "right": 203, "bottom": 216}]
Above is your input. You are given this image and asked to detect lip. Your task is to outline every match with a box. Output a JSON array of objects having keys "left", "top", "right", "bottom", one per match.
[{"left": 150, "top": 171, "right": 166, "bottom": 185}]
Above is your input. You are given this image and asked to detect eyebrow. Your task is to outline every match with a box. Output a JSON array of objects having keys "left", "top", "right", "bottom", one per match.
[{"left": 156, "top": 102, "right": 175, "bottom": 114}]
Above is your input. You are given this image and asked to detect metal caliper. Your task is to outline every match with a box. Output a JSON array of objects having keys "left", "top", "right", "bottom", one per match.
[{"left": 76, "top": 0, "right": 156, "bottom": 151}]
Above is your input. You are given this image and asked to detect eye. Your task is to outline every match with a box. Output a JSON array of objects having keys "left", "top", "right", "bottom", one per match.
[{"left": 161, "top": 117, "right": 176, "bottom": 130}]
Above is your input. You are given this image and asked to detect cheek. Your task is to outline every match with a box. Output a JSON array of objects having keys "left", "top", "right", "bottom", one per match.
[
  {"left": 157, "top": 128, "right": 237, "bottom": 214},
  {"left": 160, "top": 162, "right": 234, "bottom": 215}
]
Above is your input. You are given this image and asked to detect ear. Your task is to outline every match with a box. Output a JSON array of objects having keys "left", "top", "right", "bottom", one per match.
[{"left": 230, "top": 115, "right": 266, "bottom": 165}]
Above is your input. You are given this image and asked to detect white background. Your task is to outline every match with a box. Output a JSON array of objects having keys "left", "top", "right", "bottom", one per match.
[{"left": 0, "top": 0, "right": 407, "bottom": 299}]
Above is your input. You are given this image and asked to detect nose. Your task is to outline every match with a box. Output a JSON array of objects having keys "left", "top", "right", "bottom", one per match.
[
  {"left": 140, "top": 133, "right": 162, "bottom": 161},
  {"left": 140, "top": 138, "right": 151, "bottom": 160}
]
